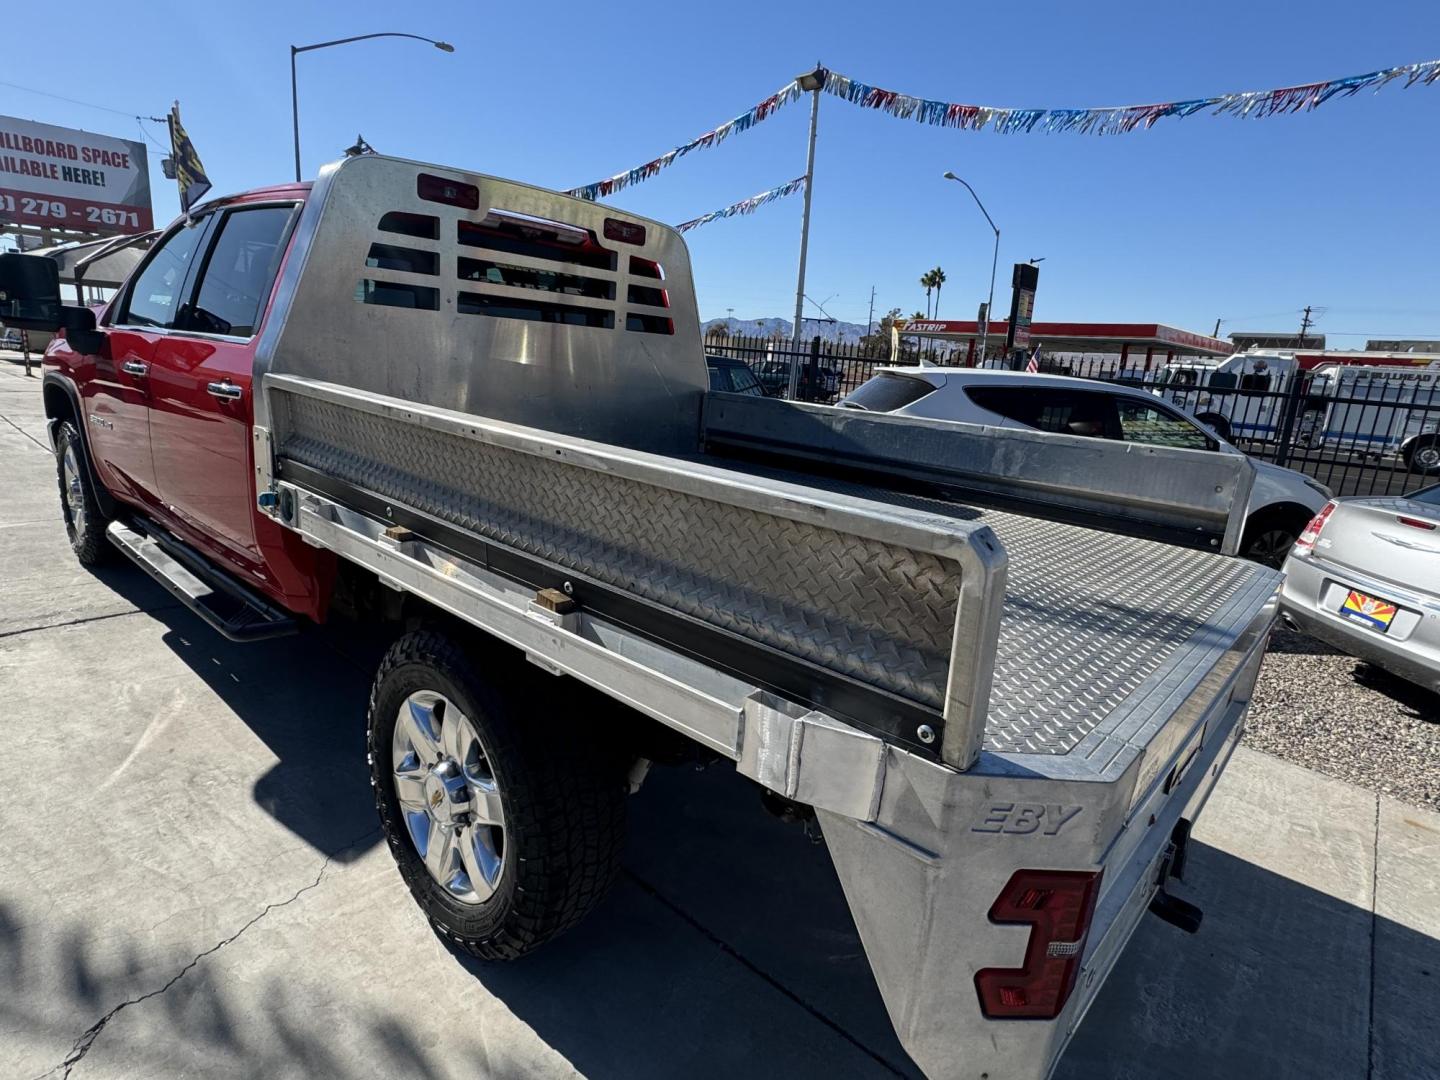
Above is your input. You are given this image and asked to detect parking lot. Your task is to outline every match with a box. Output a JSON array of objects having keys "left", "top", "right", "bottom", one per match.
[{"left": 2, "top": 352, "right": 1438, "bottom": 1080}]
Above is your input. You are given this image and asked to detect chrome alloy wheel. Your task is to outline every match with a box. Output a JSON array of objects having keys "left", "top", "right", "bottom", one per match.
[
  {"left": 392, "top": 690, "right": 506, "bottom": 904},
  {"left": 62, "top": 444, "right": 87, "bottom": 536}
]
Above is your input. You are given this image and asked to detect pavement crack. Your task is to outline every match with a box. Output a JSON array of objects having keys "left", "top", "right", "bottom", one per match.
[
  {"left": 0, "top": 605, "right": 184, "bottom": 642},
  {"left": 622, "top": 867, "right": 910, "bottom": 1078},
  {"left": 30, "top": 826, "right": 380, "bottom": 1080},
  {"left": 0, "top": 412, "right": 48, "bottom": 452}
]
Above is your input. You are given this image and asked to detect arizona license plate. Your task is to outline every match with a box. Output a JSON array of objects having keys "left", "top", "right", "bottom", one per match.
[{"left": 1339, "top": 590, "right": 1398, "bottom": 633}]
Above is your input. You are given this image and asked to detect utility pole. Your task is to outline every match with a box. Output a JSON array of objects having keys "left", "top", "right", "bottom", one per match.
[
  {"left": 1212, "top": 317, "right": 1222, "bottom": 338},
  {"left": 1297, "top": 305, "right": 1313, "bottom": 346},
  {"left": 866, "top": 285, "right": 876, "bottom": 336},
  {"left": 786, "top": 63, "right": 827, "bottom": 398}
]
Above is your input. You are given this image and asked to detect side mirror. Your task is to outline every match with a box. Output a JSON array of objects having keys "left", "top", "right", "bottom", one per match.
[
  {"left": 62, "top": 307, "right": 108, "bottom": 357},
  {"left": 0, "top": 253, "right": 62, "bottom": 331}
]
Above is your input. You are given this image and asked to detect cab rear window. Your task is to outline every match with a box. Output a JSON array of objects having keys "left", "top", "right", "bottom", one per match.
[{"left": 842, "top": 373, "right": 936, "bottom": 412}]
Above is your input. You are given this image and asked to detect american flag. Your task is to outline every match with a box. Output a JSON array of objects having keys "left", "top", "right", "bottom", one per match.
[{"left": 1025, "top": 345, "right": 1041, "bottom": 373}]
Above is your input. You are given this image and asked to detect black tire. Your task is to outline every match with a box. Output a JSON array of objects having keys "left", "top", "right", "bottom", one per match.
[
  {"left": 1240, "top": 512, "right": 1304, "bottom": 569},
  {"left": 1405, "top": 435, "right": 1440, "bottom": 475},
  {"left": 367, "top": 628, "right": 627, "bottom": 960},
  {"left": 55, "top": 420, "right": 111, "bottom": 565}
]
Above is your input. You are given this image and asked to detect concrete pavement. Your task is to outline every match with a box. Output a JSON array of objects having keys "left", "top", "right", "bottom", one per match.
[{"left": 1, "top": 353, "right": 1437, "bottom": 1080}]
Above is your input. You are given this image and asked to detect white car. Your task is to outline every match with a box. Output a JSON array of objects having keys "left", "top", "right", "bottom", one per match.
[{"left": 840, "top": 367, "right": 1333, "bottom": 566}]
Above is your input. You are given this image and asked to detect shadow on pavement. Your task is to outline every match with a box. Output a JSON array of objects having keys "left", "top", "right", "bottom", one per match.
[
  {"left": 1353, "top": 663, "right": 1440, "bottom": 722},
  {"left": 0, "top": 898, "right": 494, "bottom": 1080},
  {"left": 39, "top": 564, "right": 1440, "bottom": 1079},
  {"left": 1264, "top": 626, "right": 1347, "bottom": 656},
  {"left": 93, "top": 564, "right": 386, "bottom": 863}
]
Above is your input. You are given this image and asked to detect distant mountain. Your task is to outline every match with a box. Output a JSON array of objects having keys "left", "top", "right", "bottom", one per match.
[{"left": 701, "top": 317, "right": 872, "bottom": 344}]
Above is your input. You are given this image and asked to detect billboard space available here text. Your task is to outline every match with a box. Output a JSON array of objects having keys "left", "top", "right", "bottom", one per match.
[{"left": 0, "top": 116, "right": 153, "bottom": 236}]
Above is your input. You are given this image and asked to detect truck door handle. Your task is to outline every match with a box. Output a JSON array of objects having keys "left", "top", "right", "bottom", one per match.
[
  {"left": 121, "top": 359, "right": 148, "bottom": 377},
  {"left": 206, "top": 380, "right": 244, "bottom": 401}
]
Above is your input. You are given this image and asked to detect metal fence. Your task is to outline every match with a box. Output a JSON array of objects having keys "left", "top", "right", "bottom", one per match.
[
  {"left": 1042, "top": 355, "right": 1440, "bottom": 499},
  {"left": 705, "top": 333, "right": 956, "bottom": 402},
  {"left": 703, "top": 335, "right": 1440, "bottom": 499}
]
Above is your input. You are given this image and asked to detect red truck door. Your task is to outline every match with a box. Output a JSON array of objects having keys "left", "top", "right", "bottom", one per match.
[
  {"left": 85, "top": 217, "right": 212, "bottom": 505},
  {"left": 148, "top": 203, "right": 299, "bottom": 564}
]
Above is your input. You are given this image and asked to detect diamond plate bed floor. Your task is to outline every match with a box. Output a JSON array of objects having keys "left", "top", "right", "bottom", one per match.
[{"left": 712, "top": 459, "right": 1276, "bottom": 758}]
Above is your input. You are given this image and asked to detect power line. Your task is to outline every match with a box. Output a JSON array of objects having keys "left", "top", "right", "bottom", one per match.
[
  {"left": 135, "top": 118, "right": 170, "bottom": 154},
  {"left": 0, "top": 78, "right": 147, "bottom": 120}
]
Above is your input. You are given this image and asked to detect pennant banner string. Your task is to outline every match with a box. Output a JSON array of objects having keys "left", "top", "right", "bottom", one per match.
[
  {"left": 567, "top": 77, "right": 805, "bottom": 201},
  {"left": 821, "top": 57, "right": 1440, "bottom": 136},
  {"left": 676, "top": 176, "right": 807, "bottom": 233},
  {"left": 567, "top": 56, "right": 1440, "bottom": 202}
]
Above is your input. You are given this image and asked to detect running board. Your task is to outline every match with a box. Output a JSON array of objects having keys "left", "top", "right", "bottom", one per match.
[{"left": 105, "top": 520, "right": 297, "bottom": 642}]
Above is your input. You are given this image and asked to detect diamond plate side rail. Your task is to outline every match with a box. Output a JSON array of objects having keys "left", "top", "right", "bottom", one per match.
[{"left": 265, "top": 375, "right": 1007, "bottom": 767}]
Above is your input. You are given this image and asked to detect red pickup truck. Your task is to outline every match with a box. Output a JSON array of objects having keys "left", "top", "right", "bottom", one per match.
[
  {"left": 36, "top": 185, "right": 333, "bottom": 616},
  {"left": 1, "top": 154, "right": 1280, "bottom": 1080}
]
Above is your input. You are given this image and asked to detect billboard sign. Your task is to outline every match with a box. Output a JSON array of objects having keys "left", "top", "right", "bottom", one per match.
[{"left": 0, "top": 116, "right": 152, "bottom": 237}]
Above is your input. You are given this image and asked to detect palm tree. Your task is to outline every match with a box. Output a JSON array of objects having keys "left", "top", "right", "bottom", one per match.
[
  {"left": 919, "top": 270, "right": 935, "bottom": 318},
  {"left": 931, "top": 266, "right": 946, "bottom": 319}
]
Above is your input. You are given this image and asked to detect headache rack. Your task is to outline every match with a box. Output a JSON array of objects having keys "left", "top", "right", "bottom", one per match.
[{"left": 258, "top": 155, "right": 705, "bottom": 457}]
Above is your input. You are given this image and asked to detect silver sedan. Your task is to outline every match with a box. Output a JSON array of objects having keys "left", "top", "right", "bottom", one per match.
[{"left": 1280, "top": 484, "right": 1440, "bottom": 692}]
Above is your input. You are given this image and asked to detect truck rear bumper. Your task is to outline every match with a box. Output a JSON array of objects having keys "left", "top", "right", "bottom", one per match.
[{"left": 818, "top": 596, "right": 1272, "bottom": 1080}]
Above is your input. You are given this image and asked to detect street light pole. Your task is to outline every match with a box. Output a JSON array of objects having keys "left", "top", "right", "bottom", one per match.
[
  {"left": 290, "top": 32, "right": 455, "bottom": 182},
  {"left": 786, "top": 65, "right": 826, "bottom": 399},
  {"left": 942, "top": 171, "right": 999, "bottom": 365},
  {"left": 290, "top": 47, "right": 302, "bottom": 183}
]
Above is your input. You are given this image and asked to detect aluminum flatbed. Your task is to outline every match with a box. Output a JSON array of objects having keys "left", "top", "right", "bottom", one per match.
[{"left": 717, "top": 459, "right": 1274, "bottom": 774}]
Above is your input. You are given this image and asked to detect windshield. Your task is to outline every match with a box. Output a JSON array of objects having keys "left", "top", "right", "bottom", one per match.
[
  {"left": 729, "top": 365, "right": 764, "bottom": 395},
  {"left": 1157, "top": 367, "right": 1203, "bottom": 387},
  {"left": 839, "top": 372, "right": 937, "bottom": 412},
  {"left": 1406, "top": 483, "right": 1440, "bottom": 505}
]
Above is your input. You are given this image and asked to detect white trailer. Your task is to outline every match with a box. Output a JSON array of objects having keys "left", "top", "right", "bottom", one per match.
[
  {"left": 1157, "top": 349, "right": 1440, "bottom": 457},
  {"left": 1308, "top": 363, "right": 1440, "bottom": 471}
]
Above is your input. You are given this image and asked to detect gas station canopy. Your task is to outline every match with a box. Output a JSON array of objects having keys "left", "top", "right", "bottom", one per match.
[{"left": 898, "top": 320, "right": 1232, "bottom": 365}]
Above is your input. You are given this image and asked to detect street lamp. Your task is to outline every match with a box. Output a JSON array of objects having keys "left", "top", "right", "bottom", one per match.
[
  {"left": 291, "top": 33, "right": 455, "bottom": 182},
  {"left": 942, "top": 171, "right": 1000, "bottom": 365}
]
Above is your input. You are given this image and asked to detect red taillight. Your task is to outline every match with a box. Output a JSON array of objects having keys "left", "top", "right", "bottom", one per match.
[
  {"left": 975, "top": 869, "right": 1102, "bottom": 1020},
  {"left": 417, "top": 173, "right": 479, "bottom": 210},
  {"left": 1292, "top": 500, "right": 1337, "bottom": 554},
  {"left": 1398, "top": 515, "right": 1437, "bottom": 531},
  {"left": 603, "top": 217, "right": 646, "bottom": 245}
]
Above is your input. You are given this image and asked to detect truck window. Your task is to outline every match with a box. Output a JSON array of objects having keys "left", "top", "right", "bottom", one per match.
[
  {"left": 1114, "top": 398, "right": 1214, "bottom": 451},
  {"left": 119, "top": 220, "right": 208, "bottom": 329},
  {"left": 1239, "top": 372, "right": 1271, "bottom": 393},
  {"left": 841, "top": 373, "right": 936, "bottom": 412},
  {"left": 186, "top": 206, "right": 295, "bottom": 338}
]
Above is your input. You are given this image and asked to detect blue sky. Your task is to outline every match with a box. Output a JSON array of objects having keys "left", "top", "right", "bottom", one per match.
[{"left": 6, "top": 0, "right": 1440, "bottom": 343}]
